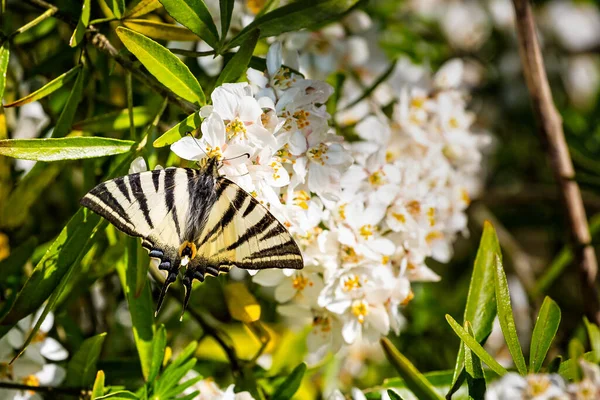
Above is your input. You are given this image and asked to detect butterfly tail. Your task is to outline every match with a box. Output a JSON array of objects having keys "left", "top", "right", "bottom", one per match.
[{"left": 155, "top": 270, "right": 177, "bottom": 317}]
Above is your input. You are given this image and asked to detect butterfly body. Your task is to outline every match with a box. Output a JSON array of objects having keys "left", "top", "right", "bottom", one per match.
[{"left": 81, "top": 156, "right": 303, "bottom": 315}]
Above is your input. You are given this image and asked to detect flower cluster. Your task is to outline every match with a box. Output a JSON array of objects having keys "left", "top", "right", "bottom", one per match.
[
  {"left": 171, "top": 40, "right": 488, "bottom": 355},
  {"left": 486, "top": 361, "right": 600, "bottom": 400},
  {"left": 0, "top": 310, "right": 68, "bottom": 400}
]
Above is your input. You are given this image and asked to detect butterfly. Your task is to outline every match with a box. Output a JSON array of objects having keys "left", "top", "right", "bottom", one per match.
[{"left": 81, "top": 155, "right": 304, "bottom": 318}]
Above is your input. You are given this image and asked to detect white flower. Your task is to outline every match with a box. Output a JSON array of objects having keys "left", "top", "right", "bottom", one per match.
[
  {"left": 440, "top": 2, "right": 491, "bottom": 52},
  {"left": 183, "top": 372, "right": 254, "bottom": 400},
  {"left": 485, "top": 373, "right": 569, "bottom": 400}
]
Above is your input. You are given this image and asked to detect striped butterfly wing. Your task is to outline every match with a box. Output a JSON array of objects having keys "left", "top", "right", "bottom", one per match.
[
  {"left": 189, "top": 177, "right": 303, "bottom": 278},
  {"left": 81, "top": 167, "right": 193, "bottom": 267}
]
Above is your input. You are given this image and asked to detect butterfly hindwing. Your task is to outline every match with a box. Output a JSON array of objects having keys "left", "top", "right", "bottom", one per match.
[{"left": 190, "top": 177, "right": 304, "bottom": 276}]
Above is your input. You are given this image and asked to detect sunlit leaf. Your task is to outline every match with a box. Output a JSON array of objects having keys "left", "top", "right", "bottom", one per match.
[
  {"left": 529, "top": 297, "right": 561, "bottom": 372},
  {"left": 494, "top": 255, "right": 527, "bottom": 375},
  {"left": 117, "top": 27, "right": 205, "bottom": 105},
  {"left": 148, "top": 325, "right": 167, "bottom": 383},
  {"left": 464, "top": 322, "right": 486, "bottom": 399},
  {"left": 0, "top": 237, "right": 37, "bottom": 283},
  {"left": 123, "top": 19, "right": 200, "bottom": 41},
  {"left": 224, "top": 282, "right": 261, "bottom": 323},
  {"left": 446, "top": 315, "right": 508, "bottom": 376},
  {"left": 108, "top": 0, "right": 125, "bottom": 19},
  {"left": 73, "top": 107, "right": 154, "bottom": 132},
  {"left": 158, "top": 0, "right": 219, "bottom": 49},
  {"left": 4, "top": 65, "right": 82, "bottom": 108},
  {"left": 381, "top": 337, "right": 445, "bottom": 400},
  {"left": 215, "top": 29, "right": 259, "bottom": 87},
  {"left": 153, "top": 112, "right": 201, "bottom": 147},
  {"left": 226, "top": 0, "right": 360, "bottom": 50},
  {"left": 0, "top": 43, "right": 9, "bottom": 101},
  {"left": 584, "top": 317, "right": 600, "bottom": 362},
  {"left": 69, "top": 0, "right": 91, "bottom": 47},
  {"left": 66, "top": 333, "right": 107, "bottom": 387},
  {"left": 124, "top": 0, "right": 162, "bottom": 18},
  {"left": 0, "top": 137, "right": 135, "bottom": 161},
  {"left": 96, "top": 391, "right": 139, "bottom": 400},
  {"left": 91, "top": 370, "right": 106, "bottom": 399}
]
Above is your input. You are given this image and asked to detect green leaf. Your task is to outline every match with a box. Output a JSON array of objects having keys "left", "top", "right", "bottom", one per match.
[
  {"left": 0, "top": 137, "right": 135, "bottom": 161},
  {"left": 464, "top": 322, "right": 486, "bottom": 399},
  {"left": 153, "top": 112, "right": 201, "bottom": 147},
  {"left": 0, "top": 237, "right": 37, "bottom": 284},
  {"left": 161, "top": 374, "right": 203, "bottom": 398},
  {"left": 116, "top": 27, "right": 205, "bottom": 105},
  {"left": 52, "top": 67, "right": 87, "bottom": 138},
  {"left": 559, "top": 351, "right": 600, "bottom": 380},
  {"left": 69, "top": 0, "right": 91, "bottom": 47},
  {"left": 338, "top": 61, "right": 397, "bottom": 113},
  {"left": 4, "top": 65, "right": 82, "bottom": 108},
  {"left": 271, "top": 362, "right": 307, "bottom": 400},
  {"left": 74, "top": 107, "right": 154, "bottom": 132},
  {"left": 584, "top": 317, "right": 600, "bottom": 360},
  {"left": 108, "top": 0, "right": 125, "bottom": 18},
  {"left": 148, "top": 325, "right": 167, "bottom": 383},
  {"left": 380, "top": 338, "right": 445, "bottom": 400},
  {"left": 494, "top": 255, "right": 527, "bottom": 375},
  {"left": 92, "top": 370, "right": 106, "bottom": 399},
  {"left": 446, "top": 314, "right": 508, "bottom": 376},
  {"left": 0, "top": 43, "right": 9, "bottom": 100},
  {"left": 215, "top": 29, "right": 259, "bottom": 87},
  {"left": 387, "top": 390, "right": 403, "bottom": 400},
  {"left": 0, "top": 163, "right": 63, "bottom": 229},
  {"left": 547, "top": 356, "right": 562, "bottom": 373},
  {"left": 123, "top": 19, "right": 200, "bottom": 42},
  {"left": 451, "top": 221, "right": 500, "bottom": 385},
  {"left": 155, "top": 358, "right": 197, "bottom": 396},
  {"left": 66, "top": 333, "right": 107, "bottom": 387},
  {"left": 255, "top": 0, "right": 279, "bottom": 18},
  {"left": 529, "top": 297, "right": 561, "bottom": 373},
  {"left": 124, "top": 0, "right": 163, "bottom": 18},
  {"left": 226, "top": 0, "right": 360, "bottom": 50},
  {"left": 116, "top": 237, "right": 155, "bottom": 380},
  {"left": 219, "top": 0, "right": 235, "bottom": 40},
  {"left": 96, "top": 391, "right": 139, "bottom": 400},
  {"left": 158, "top": 0, "right": 219, "bottom": 49}
]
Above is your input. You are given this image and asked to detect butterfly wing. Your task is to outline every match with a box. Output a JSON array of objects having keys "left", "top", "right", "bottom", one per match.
[{"left": 189, "top": 177, "right": 303, "bottom": 280}]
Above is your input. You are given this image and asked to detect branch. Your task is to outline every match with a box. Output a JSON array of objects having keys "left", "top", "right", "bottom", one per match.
[
  {"left": 24, "top": 0, "right": 198, "bottom": 115},
  {"left": 0, "top": 381, "right": 86, "bottom": 397},
  {"left": 512, "top": 0, "right": 600, "bottom": 323}
]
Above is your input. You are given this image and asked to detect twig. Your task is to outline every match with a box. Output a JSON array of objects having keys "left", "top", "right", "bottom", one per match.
[
  {"left": 512, "top": 0, "right": 600, "bottom": 324},
  {"left": 0, "top": 381, "right": 86, "bottom": 397},
  {"left": 23, "top": 0, "right": 198, "bottom": 115}
]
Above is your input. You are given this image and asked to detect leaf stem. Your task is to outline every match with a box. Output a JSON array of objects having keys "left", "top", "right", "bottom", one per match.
[
  {"left": 511, "top": 0, "right": 600, "bottom": 325},
  {"left": 8, "top": 7, "right": 57, "bottom": 40}
]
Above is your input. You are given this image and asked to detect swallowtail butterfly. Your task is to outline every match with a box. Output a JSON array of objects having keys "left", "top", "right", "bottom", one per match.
[{"left": 81, "top": 155, "right": 303, "bottom": 317}]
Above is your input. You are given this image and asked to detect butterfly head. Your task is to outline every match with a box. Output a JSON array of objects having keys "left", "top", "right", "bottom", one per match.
[{"left": 199, "top": 155, "right": 221, "bottom": 177}]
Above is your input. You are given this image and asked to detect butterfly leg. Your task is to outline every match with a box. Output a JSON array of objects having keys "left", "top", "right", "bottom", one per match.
[{"left": 155, "top": 261, "right": 177, "bottom": 317}]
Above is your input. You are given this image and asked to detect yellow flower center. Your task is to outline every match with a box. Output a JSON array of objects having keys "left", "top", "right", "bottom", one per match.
[
  {"left": 411, "top": 97, "right": 426, "bottom": 109},
  {"left": 293, "top": 190, "right": 311, "bottom": 210},
  {"left": 385, "top": 151, "right": 396, "bottom": 163},
  {"left": 338, "top": 203, "right": 347, "bottom": 220},
  {"left": 359, "top": 224, "right": 374, "bottom": 239},
  {"left": 22, "top": 374, "right": 40, "bottom": 388},
  {"left": 292, "top": 274, "right": 312, "bottom": 292},
  {"left": 427, "top": 207, "right": 436, "bottom": 227},
  {"left": 312, "top": 315, "right": 331, "bottom": 332},
  {"left": 526, "top": 375, "right": 551, "bottom": 396},
  {"left": 307, "top": 143, "right": 329, "bottom": 166},
  {"left": 426, "top": 231, "right": 443, "bottom": 243},
  {"left": 406, "top": 200, "right": 421, "bottom": 215},
  {"left": 449, "top": 117, "right": 460, "bottom": 129},
  {"left": 343, "top": 274, "right": 362, "bottom": 292},
  {"left": 351, "top": 300, "right": 369, "bottom": 324},
  {"left": 341, "top": 246, "right": 362, "bottom": 264},
  {"left": 368, "top": 170, "right": 386, "bottom": 187},
  {"left": 293, "top": 110, "right": 311, "bottom": 129},
  {"left": 401, "top": 290, "right": 414, "bottom": 306},
  {"left": 203, "top": 146, "right": 223, "bottom": 161},
  {"left": 225, "top": 118, "right": 247, "bottom": 140},
  {"left": 381, "top": 255, "right": 390, "bottom": 265},
  {"left": 461, "top": 189, "right": 471, "bottom": 205},
  {"left": 246, "top": 0, "right": 265, "bottom": 14},
  {"left": 392, "top": 212, "right": 406, "bottom": 223}
]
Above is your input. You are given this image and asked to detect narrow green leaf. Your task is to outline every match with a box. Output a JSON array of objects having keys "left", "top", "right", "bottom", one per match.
[
  {"left": 162, "top": 374, "right": 203, "bottom": 398},
  {"left": 451, "top": 221, "right": 500, "bottom": 386},
  {"left": 156, "top": 359, "right": 197, "bottom": 396},
  {"left": 96, "top": 391, "right": 139, "bottom": 400},
  {"left": 0, "top": 163, "right": 62, "bottom": 229},
  {"left": 153, "top": 112, "right": 201, "bottom": 147},
  {"left": 216, "top": 29, "right": 259, "bottom": 87},
  {"left": 4, "top": 65, "right": 82, "bottom": 108},
  {"left": 92, "top": 370, "right": 106, "bottom": 399},
  {"left": 446, "top": 315, "right": 508, "bottom": 376},
  {"left": 529, "top": 297, "right": 561, "bottom": 373},
  {"left": 74, "top": 107, "right": 154, "bottom": 132},
  {"left": 272, "top": 362, "right": 307, "bottom": 400},
  {"left": 108, "top": 0, "right": 125, "bottom": 18},
  {"left": 255, "top": 0, "right": 279, "bottom": 18},
  {"left": 226, "top": 0, "right": 360, "bottom": 50},
  {"left": 158, "top": 0, "right": 219, "bottom": 49},
  {"left": 387, "top": 390, "right": 403, "bottom": 400},
  {"left": 338, "top": 60, "right": 397, "bottom": 112},
  {"left": 584, "top": 317, "right": 600, "bottom": 358},
  {"left": 219, "top": 0, "right": 235, "bottom": 40},
  {"left": 380, "top": 338, "right": 445, "bottom": 400},
  {"left": 69, "top": 0, "right": 91, "bottom": 48},
  {"left": 547, "top": 356, "right": 562, "bottom": 373},
  {"left": 0, "top": 237, "right": 37, "bottom": 283},
  {"left": 52, "top": 67, "right": 87, "bottom": 138},
  {"left": 0, "top": 137, "right": 135, "bottom": 162},
  {"left": 116, "top": 27, "right": 205, "bottom": 105},
  {"left": 558, "top": 351, "right": 600, "bottom": 380},
  {"left": 123, "top": 19, "right": 200, "bottom": 41},
  {"left": 116, "top": 237, "right": 155, "bottom": 380},
  {"left": 66, "top": 333, "right": 107, "bottom": 387},
  {"left": 124, "top": 0, "right": 162, "bottom": 18},
  {"left": 464, "top": 322, "right": 486, "bottom": 399},
  {"left": 0, "top": 43, "right": 9, "bottom": 100},
  {"left": 494, "top": 255, "right": 527, "bottom": 375},
  {"left": 148, "top": 325, "right": 167, "bottom": 383}
]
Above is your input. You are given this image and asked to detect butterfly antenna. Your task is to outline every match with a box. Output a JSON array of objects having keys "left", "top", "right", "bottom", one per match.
[
  {"left": 180, "top": 276, "right": 193, "bottom": 321},
  {"left": 155, "top": 272, "right": 177, "bottom": 317},
  {"left": 223, "top": 152, "right": 251, "bottom": 162},
  {"left": 186, "top": 131, "right": 208, "bottom": 157}
]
